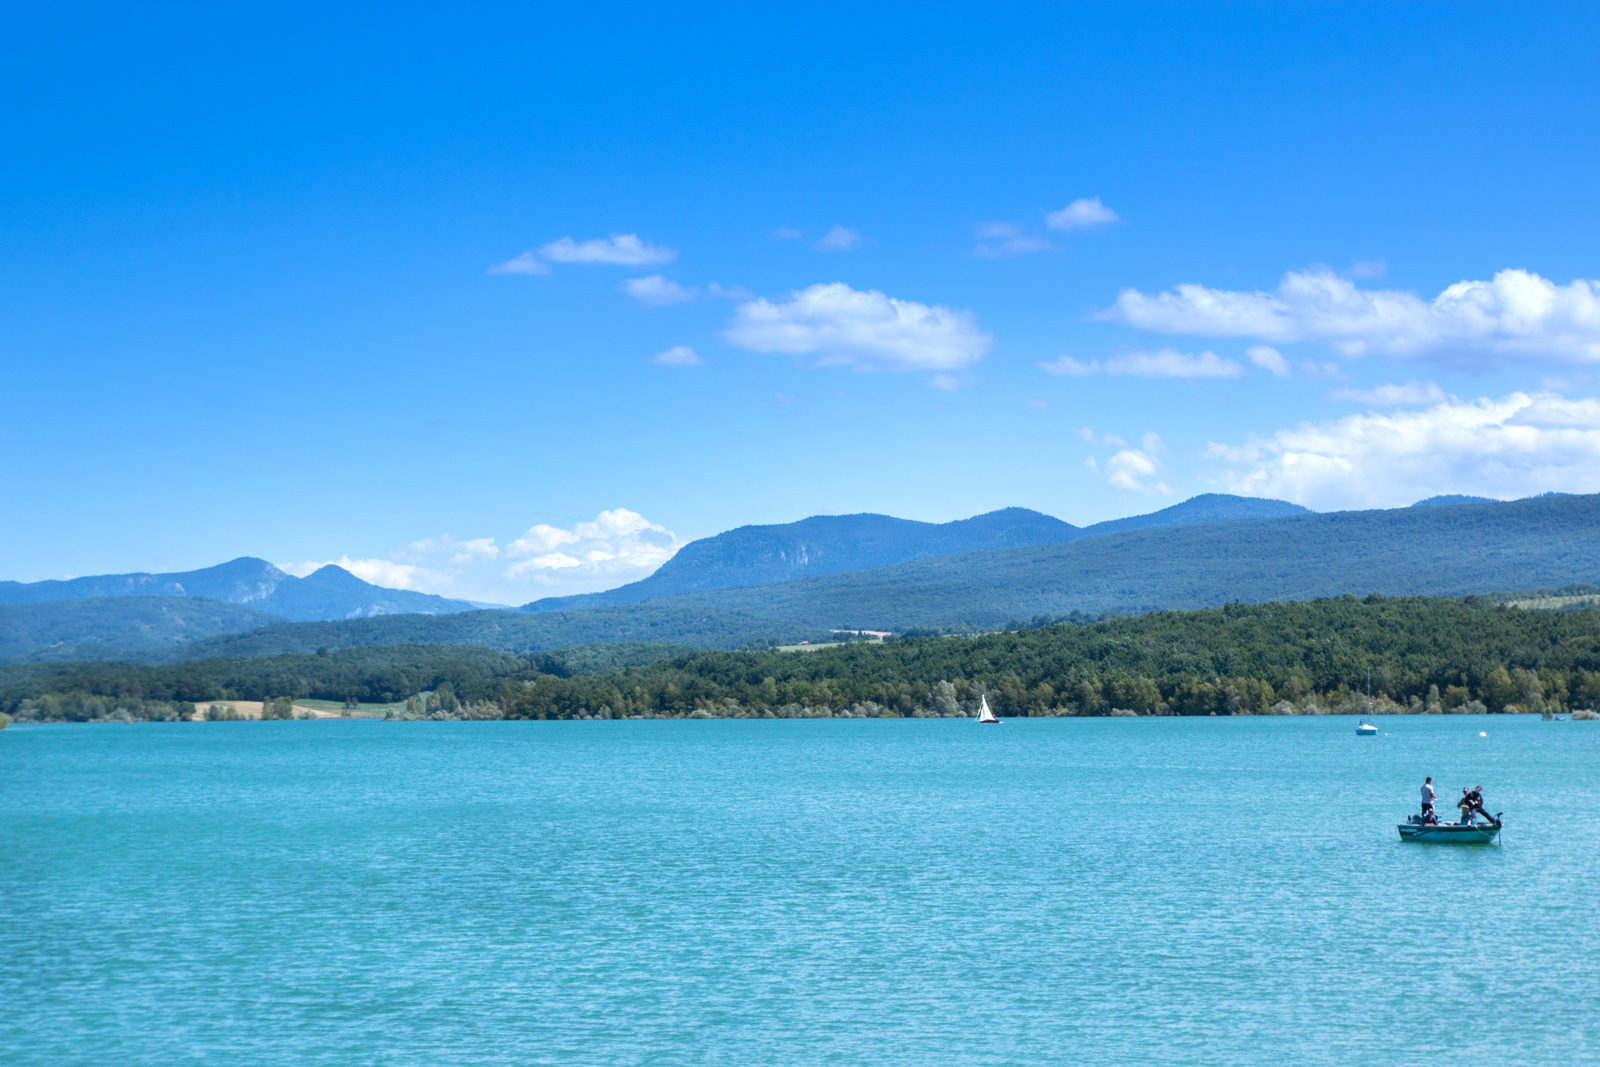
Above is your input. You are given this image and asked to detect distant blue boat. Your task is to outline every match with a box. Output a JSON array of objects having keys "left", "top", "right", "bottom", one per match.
[{"left": 1398, "top": 815, "right": 1501, "bottom": 844}]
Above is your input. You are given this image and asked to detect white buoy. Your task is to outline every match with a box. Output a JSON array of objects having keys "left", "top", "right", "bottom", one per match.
[{"left": 1479, "top": 731, "right": 1487, "bottom": 737}]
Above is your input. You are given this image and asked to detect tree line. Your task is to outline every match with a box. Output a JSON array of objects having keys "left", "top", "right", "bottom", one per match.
[{"left": 7, "top": 595, "right": 1600, "bottom": 722}]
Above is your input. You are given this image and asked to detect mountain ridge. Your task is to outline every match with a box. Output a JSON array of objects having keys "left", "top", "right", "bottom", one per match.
[
  {"left": 141, "top": 493, "right": 1600, "bottom": 661},
  {"left": 0, "top": 558, "right": 478, "bottom": 621},
  {"left": 523, "top": 494, "right": 1310, "bottom": 612}
]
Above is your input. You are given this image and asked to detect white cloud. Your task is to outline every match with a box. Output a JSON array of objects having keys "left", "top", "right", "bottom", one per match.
[
  {"left": 929, "top": 373, "right": 962, "bottom": 392},
  {"left": 1141, "top": 431, "right": 1165, "bottom": 454},
  {"left": 973, "top": 221, "right": 1051, "bottom": 258},
  {"left": 1331, "top": 380, "right": 1446, "bottom": 406},
  {"left": 1105, "top": 449, "right": 1170, "bottom": 494},
  {"left": 815, "top": 226, "right": 863, "bottom": 252},
  {"left": 1039, "top": 355, "right": 1100, "bottom": 376},
  {"left": 770, "top": 226, "right": 803, "bottom": 240},
  {"left": 652, "top": 344, "right": 704, "bottom": 367},
  {"left": 1045, "top": 197, "right": 1120, "bottom": 231},
  {"left": 281, "top": 509, "right": 686, "bottom": 605},
  {"left": 1100, "top": 267, "right": 1600, "bottom": 364},
  {"left": 488, "top": 251, "right": 551, "bottom": 276},
  {"left": 1105, "top": 348, "right": 1246, "bottom": 379},
  {"left": 1026, "top": 398, "right": 1049, "bottom": 412},
  {"left": 622, "top": 275, "right": 697, "bottom": 305},
  {"left": 724, "top": 282, "right": 992, "bottom": 372},
  {"left": 1246, "top": 344, "right": 1291, "bottom": 378},
  {"left": 1205, "top": 391, "right": 1600, "bottom": 510},
  {"left": 538, "top": 233, "right": 677, "bottom": 266},
  {"left": 707, "top": 282, "right": 752, "bottom": 299}
]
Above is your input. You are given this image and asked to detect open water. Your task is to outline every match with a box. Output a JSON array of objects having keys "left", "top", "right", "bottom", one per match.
[{"left": 2, "top": 715, "right": 1598, "bottom": 1066}]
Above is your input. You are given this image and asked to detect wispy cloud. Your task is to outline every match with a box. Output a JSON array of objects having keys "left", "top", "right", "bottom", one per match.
[
  {"left": 652, "top": 345, "right": 704, "bottom": 367},
  {"left": 487, "top": 251, "right": 551, "bottom": 275},
  {"left": 1205, "top": 391, "right": 1600, "bottom": 509},
  {"left": 725, "top": 282, "right": 992, "bottom": 373},
  {"left": 1331, "top": 381, "right": 1446, "bottom": 405},
  {"left": 622, "top": 275, "right": 697, "bottom": 305},
  {"left": 1246, "top": 344, "right": 1291, "bottom": 378},
  {"left": 769, "top": 226, "right": 804, "bottom": 241},
  {"left": 1039, "top": 355, "right": 1100, "bottom": 377},
  {"left": 1106, "top": 349, "right": 1246, "bottom": 378},
  {"left": 1041, "top": 349, "right": 1244, "bottom": 379},
  {"left": 815, "top": 226, "right": 862, "bottom": 252},
  {"left": 972, "top": 221, "right": 1051, "bottom": 258},
  {"left": 1100, "top": 267, "right": 1600, "bottom": 364},
  {"left": 1045, "top": 197, "right": 1120, "bottom": 231},
  {"left": 538, "top": 233, "right": 678, "bottom": 266}
]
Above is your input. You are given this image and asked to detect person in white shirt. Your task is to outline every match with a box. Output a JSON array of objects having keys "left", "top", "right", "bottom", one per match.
[{"left": 1420, "top": 777, "right": 1436, "bottom": 823}]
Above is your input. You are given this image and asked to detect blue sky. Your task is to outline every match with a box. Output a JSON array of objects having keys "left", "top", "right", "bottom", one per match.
[{"left": 4, "top": 2, "right": 1600, "bottom": 604}]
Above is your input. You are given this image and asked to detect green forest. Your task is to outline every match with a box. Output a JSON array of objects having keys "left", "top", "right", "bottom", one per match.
[{"left": 8, "top": 595, "right": 1600, "bottom": 723}]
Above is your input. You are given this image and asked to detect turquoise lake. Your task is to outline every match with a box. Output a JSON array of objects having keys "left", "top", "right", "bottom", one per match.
[{"left": 3, "top": 715, "right": 1597, "bottom": 1065}]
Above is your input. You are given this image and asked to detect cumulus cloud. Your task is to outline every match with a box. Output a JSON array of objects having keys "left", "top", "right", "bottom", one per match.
[
  {"left": 1045, "top": 197, "right": 1120, "bottom": 231},
  {"left": 1100, "top": 267, "right": 1600, "bottom": 364},
  {"left": 1105, "top": 349, "right": 1246, "bottom": 378},
  {"left": 1331, "top": 380, "right": 1446, "bottom": 406},
  {"left": 280, "top": 509, "right": 686, "bottom": 605},
  {"left": 488, "top": 251, "right": 551, "bottom": 276},
  {"left": 973, "top": 221, "right": 1051, "bottom": 258},
  {"left": 815, "top": 226, "right": 863, "bottom": 252},
  {"left": 652, "top": 344, "right": 704, "bottom": 367},
  {"left": 538, "top": 233, "right": 677, "bottom": 266},
  {"left": 1204, "top": 391, "right": 1600, "bottom": 510},
  {"left": 1246, "top": 345, "right": 1291, "bottom": 378},
  {"left": 1105, "top": 449, "right": 1170, "bottom": 494},
  {"left": 622, "top": 275, "right": 697, "bottom": 305},
  {"left": 724, "top": 282, "right": 992, "bottom": 372}
]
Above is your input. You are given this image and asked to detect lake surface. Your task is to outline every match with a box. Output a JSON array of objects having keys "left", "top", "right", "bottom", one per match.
[{"left": 3, "top": 716, "right": 1598, "bottom": 1066}]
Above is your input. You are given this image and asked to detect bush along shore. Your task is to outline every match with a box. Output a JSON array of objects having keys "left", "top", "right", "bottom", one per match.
[{"left": 8, "top": 595, "right": 1600, "bottom": 723}]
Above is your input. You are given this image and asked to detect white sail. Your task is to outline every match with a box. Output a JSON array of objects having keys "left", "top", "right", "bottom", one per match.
[{"left": 977, "top": 695, "right": 999, "bottom": 723}]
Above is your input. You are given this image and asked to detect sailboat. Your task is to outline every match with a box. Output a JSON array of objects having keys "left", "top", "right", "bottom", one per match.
[
  {"left": 1356, "top": 668, "right": 1378, "bottom": 734},
  {"left": 977, "top": 695, "right": 1000, "bottom": 724}
]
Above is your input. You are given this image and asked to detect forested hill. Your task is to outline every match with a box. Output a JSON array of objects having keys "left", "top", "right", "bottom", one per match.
[
  {"left": 0, "top": 597, "right": 286, "bottom": 663},
  {"left": 0, "top": 557, "right": 479, "bottom": 621},
  {"left": 114, "top": 491, "right": 1600, "bottom": 661},
  {"left": 524, "top": 494, "right": 1308, "bottom": 612},
  {"left": 8, "top": 596, "right": 1600, "bottom": 722}
]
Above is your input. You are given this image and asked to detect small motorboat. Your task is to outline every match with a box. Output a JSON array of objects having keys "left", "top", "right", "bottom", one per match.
[
  {"left": 1398, "top": 814, "right": 1502, "bottom": 844},
  {"left": 977, "top": 695, "right": 1000, "bottom": 724},
  {"left": 1356, "top": 719, "right": 1378, "bottom": 736}
]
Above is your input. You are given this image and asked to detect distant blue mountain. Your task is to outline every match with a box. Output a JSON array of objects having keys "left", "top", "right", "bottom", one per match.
[
  {"left": 522, "top": 494, "right": 1310, "bottom": 611},
  {"left": 0, "top": 558, "right": 478, "bottom": 622}
]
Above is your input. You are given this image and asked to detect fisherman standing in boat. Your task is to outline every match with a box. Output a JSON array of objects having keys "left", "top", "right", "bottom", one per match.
[
  {"left": 1458, "top": 787, "right": 1477, "bottom": 826},
  {"left": 1420, "top": 777, "right": 1437, "bottom": 823}
]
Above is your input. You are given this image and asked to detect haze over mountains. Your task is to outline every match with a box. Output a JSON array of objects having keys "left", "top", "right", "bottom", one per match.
[{"left": 4, "top": 492, "right": 1593, "bottom": 666}]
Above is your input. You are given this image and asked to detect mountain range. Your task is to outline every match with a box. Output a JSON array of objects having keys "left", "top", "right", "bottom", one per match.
[
  {"left": 7, "top": 491, "right": 1592, "bottom": 666},
  {"left": 524, "top": 494, "right": 1309, "bottom": 611},
  {"left": 0, "top": 557, "right": 477, "bottom": 621}
]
